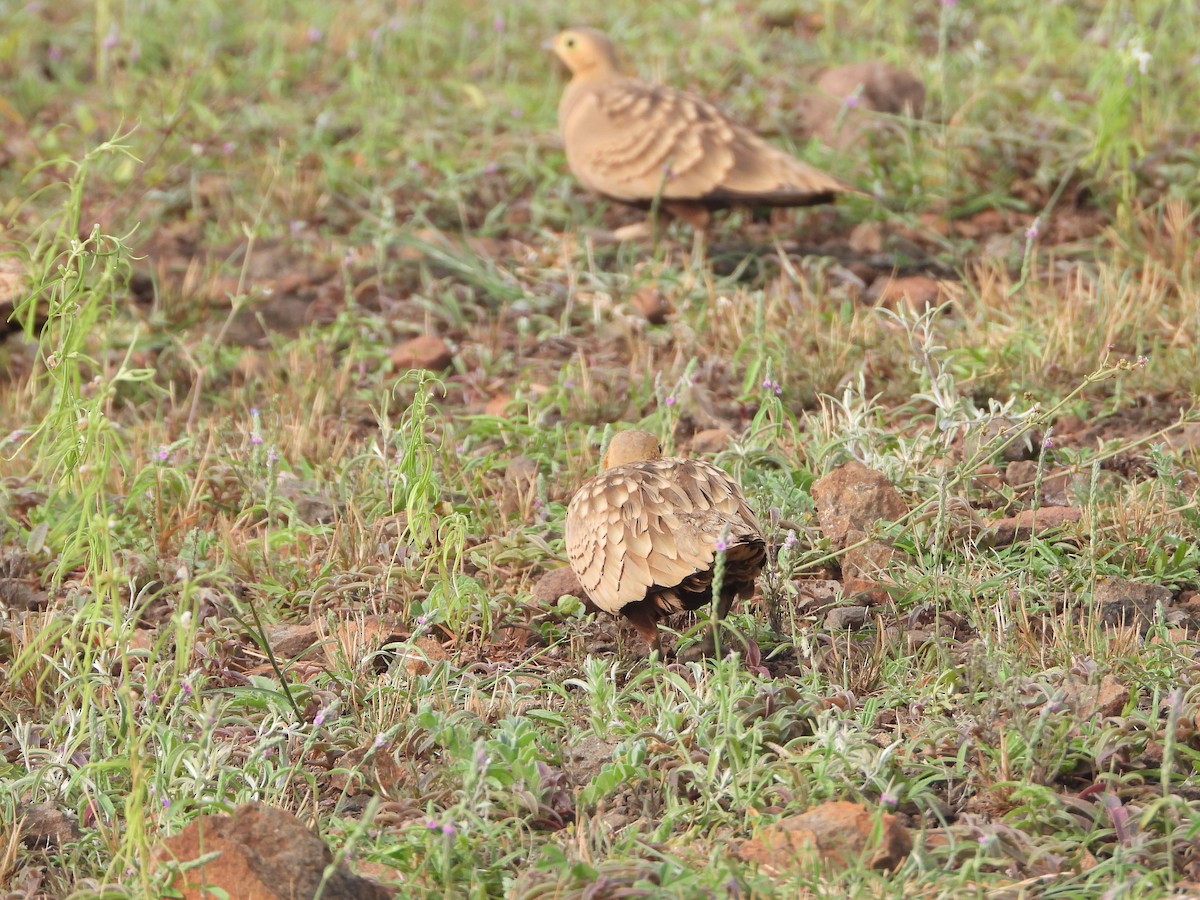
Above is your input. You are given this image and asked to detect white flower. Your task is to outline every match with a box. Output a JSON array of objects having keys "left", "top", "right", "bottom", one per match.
[{"left": 1128, "top": 40, "right": 1152, "bottom": 74}]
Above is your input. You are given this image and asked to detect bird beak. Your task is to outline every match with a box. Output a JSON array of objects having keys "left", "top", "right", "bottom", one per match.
[{"left": 541, "top": 38, "right": 555, "bottom": 51}]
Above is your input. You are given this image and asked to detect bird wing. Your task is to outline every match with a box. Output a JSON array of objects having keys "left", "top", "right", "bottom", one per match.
[
  {"left": 561, "top": 76, "right": 855, "bottom": 206},
  {"left": 565, "top": 458, "right": 763, "bottom": 614}
]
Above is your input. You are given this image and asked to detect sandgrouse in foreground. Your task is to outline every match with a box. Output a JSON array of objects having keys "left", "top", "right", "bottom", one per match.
[
  {"left": 565, "top": 430, "right": 766, "bottom": 657},
  {"left": 549, "top": 28, "right": 860, "bottom": 239}
]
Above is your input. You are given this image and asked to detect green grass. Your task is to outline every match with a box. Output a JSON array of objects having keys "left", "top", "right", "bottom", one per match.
[{"left": 2, "top": 0, "right": 1200, "bottom": 896}]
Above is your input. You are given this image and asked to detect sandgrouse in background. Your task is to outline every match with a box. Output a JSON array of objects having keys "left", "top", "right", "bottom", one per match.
[{"left": 549, "top": 27, "right": 861, "bottom": 240}]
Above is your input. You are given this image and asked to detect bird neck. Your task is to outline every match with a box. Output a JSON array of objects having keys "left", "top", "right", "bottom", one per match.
[{"left": 559, "top": 70, "right": 619, "bottom": 124}]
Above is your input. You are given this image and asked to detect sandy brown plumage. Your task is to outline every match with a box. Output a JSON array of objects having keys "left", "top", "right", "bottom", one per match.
[
  {"left": 549, "top": 28, "right": 860, "bottom": 234},
  {"left": 565, "top": 430, "right": 766, "bottom": 657}
]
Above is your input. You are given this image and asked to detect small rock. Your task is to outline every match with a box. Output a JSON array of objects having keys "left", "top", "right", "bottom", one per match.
[
  {"left": 737, "top": 800, "right": 911, "bottom": 873},
  {"left": 154, "top": 802, "right": 391, "bottom": 900},
  {"left": 1150, "top": 627, "right": 1193, "bottom": 647},
  {"left": 484, "top": 393, "right": 512, "bottom": 417},
  {"left": 329, "top": 741, "right": 406, "bottom": 797},
  {"left": 812, "top": 462, "right": 909, "bottom": 547},
  {"left": 275, "top": 472, "right": 337, "bottom": 524},
  {"left": 628, "top": 287, "right": 671, "bottom": 324},
  {"left": 800, "top": 62, "right": 925, "bottom": 149},
  {"left": 980, "top": 231, "right": 1022, "bottom": 262},
  {"left": 689, "top": 427, "right": 732, "bottom": 454},
  {"left": 905, "top": 629, "right": 934, "bottom": 650},
  {"left": 1094, "top": 578, "right": 1173, "bottom": 631},
  {"left": 400, "top": 635, "right": 449, "bottom": 676},
  {"left": 970, "top": 464, "right": 1005, "bottom": 495},
  {"left": 564, "top": 735, "right": 617, "bottom": 783},
  {"left": 0, "top": 258, "right": 26, "bottom": 308},
  {"left": 532, "top": 567, "right": 589, "bottom": 607},
  {"left": 864, "top": 274, "right": 946, "bottom": 311},
  {"left": 790, "top": 579, "right": 841, "bottom": 613},
  {"left": 500, "top": 455, "right": 540, "bottom": 517},
  {"left": 265, "top": 624, "right": 320, "bottom": 660},
  {"left": 390, "top": 334, "right": 453, "bottom": 372},
  {"left": 0, "top": 577, "right": 48, "bottom": 610},
  {"left": 842, "top": 578, "right": 891, "bottom": 605},
  {"left": 847, "top": 222, "right": 884, "bottom": 254},
  {"left": 953, "top": 208, "right": 1007, "bottom": 239},
  {"left": 1177, "top": 591, "right": 1200, "bottom": 628},
  {"left": 126, "top": 627, "right": 157, "bottom": 656},
  {"left": 826, "top": 606, "right": 870, "bottom": 629},
  {"left": 979, "top": 507, "right": 1083, "bottom": 548},
  {"left": 504, "top": 455, "right": 538, "bottom": 486},
  {"left": 232, "top": 349, "right": 269, "bottom": 383},
  {"left": 841, "top": 532, "right": 898, "bottom": 581},
  {"left": 812, "top": 461, "right": 909, "bottom": 581},
  {"left": 19, "top": 803, "right": 81, "bottom": 850},
  {"left": 1065, "top": 675, "right": 1130, "bottom": 719},
  {"left": 1003, "top": 460, "right": 1039, "bottom": 491},
  {"left": 817, "top": 62, "right": 926, "bottom": 118}
]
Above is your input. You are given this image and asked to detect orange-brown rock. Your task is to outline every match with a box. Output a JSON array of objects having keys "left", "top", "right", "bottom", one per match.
[
  {"left": 400, "top": 635, "right": 449, "bottom": 676},
  {"left": 979, "top": 506, "right": 1083, "bottom": 548},
  {"left": 800, "top": 61, "right": 925, "bottom": 149},
  {"left": 738, "top": 801, "right": 912, "bottom": 873},
  {"left": 628, "top": 287, "right": 671, "bottom": 324},
  {"left": 812, "top": 460, "right": 909, "bottom": 583},
  {"left": 1093, "top": 577, "right": 1173, "bottom": 631},
  {"left": 154, "top": 802, "right": 391, "bottom": 900},
  {"left": 18, "top": 802, "right": 80, "bottom": 850},
  {"left": 533, "top": 566, "right": 590, "bottom": 607},
  {"left": 264, "top": 623, "right": 320, "bottom": 660},
  {"left": 865, "top": 274, "right": 946, "bottom": 311},
  {"left": 689, "top": 427, "right": 733, "bottom": 454},
  {"left": 390, "top": 334, "right": 453, "bottom": 372}
]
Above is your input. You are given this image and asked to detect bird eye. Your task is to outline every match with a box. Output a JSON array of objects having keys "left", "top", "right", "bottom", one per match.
[{"left": 565, "top": 37, "right": 576, "bottom": 48}]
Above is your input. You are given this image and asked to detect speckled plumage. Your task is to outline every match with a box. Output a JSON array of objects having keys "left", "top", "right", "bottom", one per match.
[
  {"left": 565, "top": 430, "right": 765, "bottom": 656},
  {"left": 549, "top": 28, "right": 858, "bottom": 231}
]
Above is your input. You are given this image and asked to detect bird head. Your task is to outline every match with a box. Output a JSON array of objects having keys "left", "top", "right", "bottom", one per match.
[
  {"left": 547, "top": 28, "right": 619, "bottom": 78},
  {"left": 602, "top": 430, "right": 663, "bottom": 469}
]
